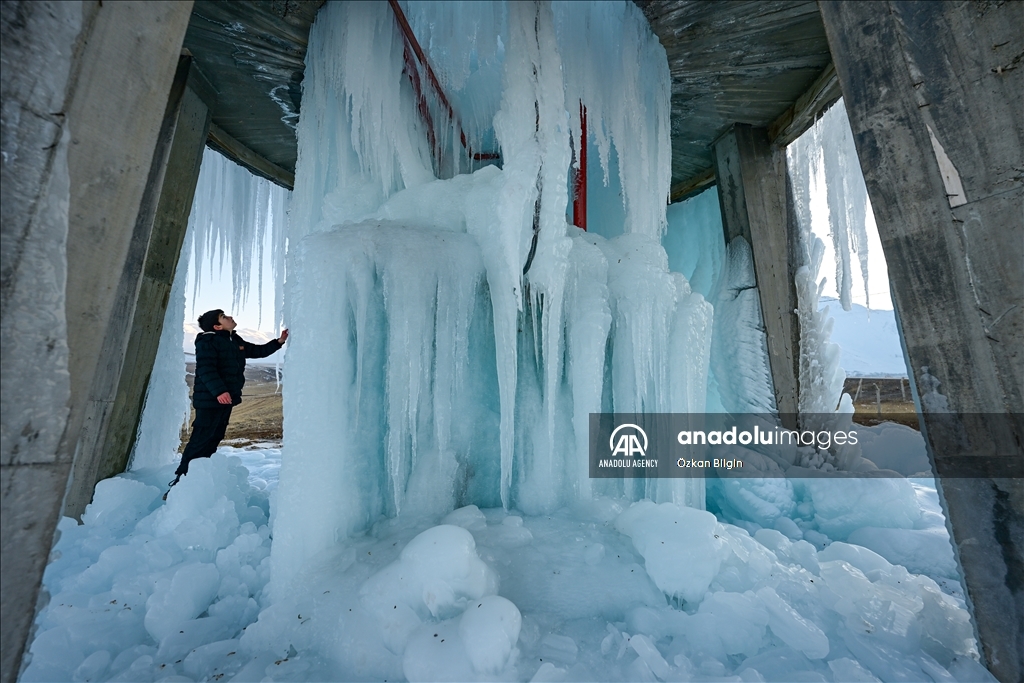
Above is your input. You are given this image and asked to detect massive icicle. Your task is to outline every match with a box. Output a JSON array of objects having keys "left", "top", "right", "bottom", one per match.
[
  {"left": 271, "top": 0, "right": 703, "bottom": 594},
  {"left": 801, "top": 102, "right": 873, "bottom": 312}
]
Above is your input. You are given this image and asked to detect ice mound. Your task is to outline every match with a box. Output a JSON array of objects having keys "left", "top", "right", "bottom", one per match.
[
  {"left": 403, "top": 595, "right": 522, "bottom": 682},
  {"left": 856, "top": 421, "right": 932, "bottom": 476},
  {"left": 614, "top": 500, "right": 728, "bottom": 604},
  {"left": 608, "top": 499, "right": 981, "bottom": 682},
  {"left": 360, "top": 525, "right": 499, "bottom": 652},
  {"left": 28, "top": 469, "right": 989, "bottom": 682},
  {"left": 802, "top": 476, "right": 922, "bottom": 540},
  {"left": 21, "top": 453, "right": 271, "bottom": 683}
]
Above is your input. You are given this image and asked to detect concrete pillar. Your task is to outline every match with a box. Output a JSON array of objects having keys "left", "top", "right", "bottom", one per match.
[
  {"left": 1, "top": 4, "right": 83, "bottom": 681},
  {"left": 56, "top": 2, "right": 194, "bottom": 519},
  {"left": 0, "top": 2, "right": 192, "bottom": 680},
  {"left": 712, "top": 125, "right": 801, "bottom": 425},
  {"left": 820, "top": 2, "right": 1023, "bottom": 681},
  {"left": 64, "top": 59, "right": 211, "bottom": 515}
]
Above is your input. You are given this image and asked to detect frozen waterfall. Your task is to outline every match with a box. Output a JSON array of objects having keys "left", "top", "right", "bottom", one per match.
[{"left": 270, "top": 0, "right": 709, "bottom": 593}]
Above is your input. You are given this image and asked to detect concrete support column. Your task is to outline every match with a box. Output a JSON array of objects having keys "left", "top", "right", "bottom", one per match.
[
  {"left": 1, "top": 4, "right": 83, "bottom": 681},
  {"left": 57, "top": 3, "right": 195, "bottom": 519},
  {"left": 712, "top": 124, "right": 801, "bottom": 424},
  {"left": 820, "top": 2, "right": 1023, "bottom": 681},
  {"left": 0, "top": 2, "right": 192, "bottom": 680},
  {"left": 64, "top": 59, "right": 211, "bottom": 515}
]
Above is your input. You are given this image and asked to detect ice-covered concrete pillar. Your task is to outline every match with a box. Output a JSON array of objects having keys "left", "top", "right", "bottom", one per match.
[
  {"left": 712, "top": 124, "right": 801, "bottom": 425},
  {"left": 0, "top": 2, "right": 192, "bottom": 680},
  {"left": 820, "top": 2, "right": 1023, "bottom": 680}
]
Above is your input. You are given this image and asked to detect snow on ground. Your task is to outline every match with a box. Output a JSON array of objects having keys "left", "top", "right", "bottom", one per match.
[{"left": 23, "top": 426, "right": 994, "bottom": 683}]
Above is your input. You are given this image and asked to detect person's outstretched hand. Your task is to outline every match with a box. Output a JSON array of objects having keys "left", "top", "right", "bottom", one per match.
[
  {"left": 278, "top": 329, "right": 289, "bottom": 344},
  {"left": 217, "top": 392, "right": 232, "bottom": 405}
]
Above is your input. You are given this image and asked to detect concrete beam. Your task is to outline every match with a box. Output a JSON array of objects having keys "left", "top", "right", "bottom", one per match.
[
  {"left": 768, "top": 61, "right": 842, "bottom": 148},
  {"left": 669, "top": 168, "right": 715, "bottom": 204},
  {"left": 712, "top": 125, "right": 801, "bottom": 424},
  {"left": 85, "top": 60, "right": 211, "bottom": 493},
  {"left": 820, "top": 2, "right": 1023, "bottom": 680},
  {"left": 207, "top": 122, "right": 295, "bottom": 190}
]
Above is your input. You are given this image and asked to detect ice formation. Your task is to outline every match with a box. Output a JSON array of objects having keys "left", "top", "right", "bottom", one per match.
[
  {"left": 790, "top": 102, "right": 874, "bottom": 312},
  {"left": 188, "top": 148, "right": 290, "bottom": 329},
  {"left": 787, "top": 101, "right": 861, "bottom": 465},
  {"left": 23, "top": 442, "right": 989, "bottom": 683},
  {"left": 272, "top": 0, "right": 704, "bottom": 593}
]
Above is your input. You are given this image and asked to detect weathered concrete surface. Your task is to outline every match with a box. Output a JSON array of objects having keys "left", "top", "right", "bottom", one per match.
[
  {"left": 1, "top": 2, "right": 192, "bottom": 680},
  {"left": 1, "top": 4, "right": 82, "bottom": 682},
  {"left": 712, "top": 125, "right": 801, "bottom": 424},
  {"left": 59, "top": 2, "right": 194, "bottom": 519},
  {"left": 821, "top": 2, "right": 1024, "bottom": 681},
  {"left": 76, "top": 61, "right": 211, "bottom": 504}
]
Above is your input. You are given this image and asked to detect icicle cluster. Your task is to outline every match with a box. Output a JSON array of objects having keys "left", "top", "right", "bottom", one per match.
[
  {"left": 271, "top": 0, "right": 696, "bottom": 593},
  {"left": 188, "top": 148, "right": 290, "bottom": 330},
  {"left": 555, "top": 0, "right": 672, "bottom": 237},
  {"left": 788, "top": 103, "right": 858, "bottom": 467},
  {"left": 800, "top": 102, "right": 873, "bottom": 311},
  {"left": 290, "top": 1, "right": 435, "bottom": 239}
]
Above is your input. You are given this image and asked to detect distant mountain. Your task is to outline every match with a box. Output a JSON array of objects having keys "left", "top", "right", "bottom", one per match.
[{"left": 183, "top": 323, "right": 285, "bottom": 365}]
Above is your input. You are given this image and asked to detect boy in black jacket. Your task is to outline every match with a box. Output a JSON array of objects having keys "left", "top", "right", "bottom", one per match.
[{"left": 167, "top": 309, "right": 288, "bottom": 495}]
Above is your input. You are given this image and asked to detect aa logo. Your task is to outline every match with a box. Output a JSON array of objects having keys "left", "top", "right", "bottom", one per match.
[{"left": 609, "top": 424, "right": 648, "bottom": 457}]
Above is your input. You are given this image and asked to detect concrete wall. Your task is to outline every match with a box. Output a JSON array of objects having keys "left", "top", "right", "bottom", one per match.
[
  {"left": 0, "top": 2, "right": 192, "bottom": 680},
  {"left": 820, "top": 2, "right": 1023, "bottom": 681}
]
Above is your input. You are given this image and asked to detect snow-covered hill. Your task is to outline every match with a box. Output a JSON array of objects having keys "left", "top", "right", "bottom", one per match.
[{"left": 822, "top": 299, "right": 908, "bottom": 378}]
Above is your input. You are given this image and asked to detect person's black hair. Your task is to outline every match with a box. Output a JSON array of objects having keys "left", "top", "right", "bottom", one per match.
[{"left": 198, "top": 309, "right": 225, "bottom": 332}]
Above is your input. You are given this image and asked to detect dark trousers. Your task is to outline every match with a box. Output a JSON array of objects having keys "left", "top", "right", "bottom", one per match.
[{"left": 176, "top": 406, "right": 232, "bottom": 476}]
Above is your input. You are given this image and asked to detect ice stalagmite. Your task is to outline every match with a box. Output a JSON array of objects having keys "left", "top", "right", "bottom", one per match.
[{"left": 270, "top": 0, "right": 707, "bottom": 595}]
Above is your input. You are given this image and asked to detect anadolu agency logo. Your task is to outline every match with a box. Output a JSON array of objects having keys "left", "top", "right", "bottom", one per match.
[
  {"left": 594, "top": 422, "right": 659, "bottom": 472},
  {"left": 609, "top": 423, "right": 648, "bottom": 457}
]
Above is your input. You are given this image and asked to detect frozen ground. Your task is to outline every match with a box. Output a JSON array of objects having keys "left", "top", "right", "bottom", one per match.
[{"left": 23, "top": 427, "right": 994, "bottom": 683}]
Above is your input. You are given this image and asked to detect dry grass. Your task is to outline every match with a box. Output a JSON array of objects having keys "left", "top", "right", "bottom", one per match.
[{"left": 180, "top": 364, "right": 283, "bottom": 450}]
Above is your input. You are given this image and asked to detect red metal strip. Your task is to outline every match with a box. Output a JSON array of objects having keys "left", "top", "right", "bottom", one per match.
[
  {"left": 573, "top": 103, "right": 588, "bottom": 230},
  {"left": 387, "top": 0, "right": 498, "bottom": 163}
]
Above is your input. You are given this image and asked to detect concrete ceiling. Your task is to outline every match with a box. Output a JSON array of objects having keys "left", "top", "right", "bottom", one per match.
[
  {"left": 182, "top": 0, "right": 323, "bottom": 185},
  {"left": 183, "top": 0, "right": 835, "bottom": 195},
  {"left": 637, "top": 1, "right": 834, "bottom": 195}
]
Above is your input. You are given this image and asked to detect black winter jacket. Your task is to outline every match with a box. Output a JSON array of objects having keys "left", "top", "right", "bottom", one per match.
[{"left": 192, "top": 330, "right": 282, "bottom": 409}]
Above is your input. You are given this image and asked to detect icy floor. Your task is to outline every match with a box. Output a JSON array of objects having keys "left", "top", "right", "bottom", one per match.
[{"left": 24, "top": 427, "right": 995, "bottom": 683}]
